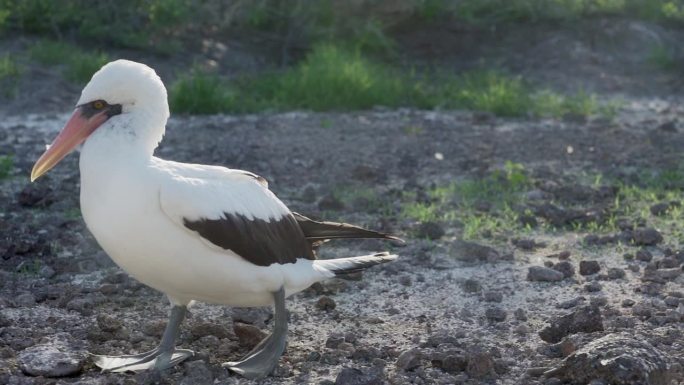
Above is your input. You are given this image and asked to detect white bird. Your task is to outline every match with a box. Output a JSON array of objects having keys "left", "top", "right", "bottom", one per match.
[{"left": 30, "top": 60, "right": 401, "bottom": 379}]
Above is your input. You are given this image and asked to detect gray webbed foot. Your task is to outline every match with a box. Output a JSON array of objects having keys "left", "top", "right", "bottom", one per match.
[
  {"left": 92, "top": 304, "right": 192, "bottom": 373},
  {"left": 93, "top": 348, "right": 194, "bottom": 372},
  {"left": 224, "top": 287, "right": 288, "bottom": 379}
]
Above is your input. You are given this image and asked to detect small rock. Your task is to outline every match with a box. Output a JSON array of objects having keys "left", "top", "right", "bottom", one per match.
[
  {"left": 607, "top": 267, "right": 626, "bottom": 280},
  {"left": 396, "top": 348, "right": 422, "bottom": 370},
  {"left": 650, "top": 202, "right": 671, "bottom": 216},
  {"left": 466, "top": 348, "right": 495, "bottom": 378},
  {"left": 632, "top": 228, "right": 663, "bottom": 246},
  {"left": 485, "top": 307, "right": 507, "bottom": 322},
  {"left": 180, "top": 360, "right": 214, "bottom": 385},
  {"left": 143, "top": 319, "right": 166, "bottom": 337},
  {"left": 527, "top": 266, "right": 564, "bottom": 282},
  {"left": 513, "top": 238, "right": 545, "bottom": 251},
  {"left": 18, "top": 340, "right": 86, "bottom": 377},
  {"left": 15, "top": 293, "right": 36, "bottom": 307},
  {"left": 96, "top": 314, "right": 122, "bottom": 332},
  {"left": 539, "top": 306, "right": 604, "bottom": 343},
  {"left": 579, "top": 260, "right": 600, "bottom": 275},
  {"left": 636, "top": 249, "right": 653, "bottom": 262},
  {"left": 335, "top": 367, "right": 384, "bottom": 385},
  {"left": 233, "top": 323, "right": 266, "bottom": 348},
  {"left": 483, "top": 291, "right": 503, "bottom": 303},
  {"left": 622, "top": 299, "right": 636, "bottom": 307},
  {"left": 318, "top": 194, "right": 345, "bottom": 211},
  {"left": 189, "top": 321, "right": 232, "bottom": 340},
  {"left": 316, "top": 296, "right": 336, "bottom": 311},
  {"left": 552, "top": 261, "right": 575, "bottom": 278},
  {"left": 514, "top": 308, "right": 528, "bottom": 321},
  {"left": 590, "top": 296, "right": 608, "bottom": 307},
  {"left": 462, "top": 278, "right": 482, "bottom": 293},
  {"left": 584, "top": 282, "right": 602, "bottom": 292},
  {"left": 416, "top": 222, "right": 444, "bottom": 240},
  {"left": 326, "top": 333, "right": 345, "bottom": 349},
  {"left": 17, "top": 183, "right": 54, "bottom": 208},
  {"left": 452, "top": 240, "right": 501, "bottom": 263},
  {"left": 557, "top": 297, "right": 585, "bottom": 309},
  {"left": 549, "top": 332, "right": 673, "bottom": 385},
  {"left": 398, "top": 275, "right": 412, "bottom": 286}
]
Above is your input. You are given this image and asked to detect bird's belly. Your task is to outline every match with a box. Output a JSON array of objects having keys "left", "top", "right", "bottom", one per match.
[{"left": 81, "top": 197, "right": 319, "bottom": 306}]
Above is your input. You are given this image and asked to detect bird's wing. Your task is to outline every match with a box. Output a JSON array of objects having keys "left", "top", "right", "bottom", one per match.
[{"left": 157, "top": 162, "right": 314, "bottom": 266}]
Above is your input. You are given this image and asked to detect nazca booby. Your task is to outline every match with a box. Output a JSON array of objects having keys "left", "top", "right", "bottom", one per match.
[{"left": 30, "top": 60, "right": 400, "bottom": 379}]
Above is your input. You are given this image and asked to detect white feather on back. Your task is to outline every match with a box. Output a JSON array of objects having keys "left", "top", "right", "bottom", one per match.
[{"left": 156, "top": 159, "right": 289, "bottom": 226}]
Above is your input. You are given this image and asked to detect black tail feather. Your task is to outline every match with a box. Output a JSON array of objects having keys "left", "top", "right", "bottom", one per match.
[{"left": 292, "top": 212, "right": 404, "bottom": 245}]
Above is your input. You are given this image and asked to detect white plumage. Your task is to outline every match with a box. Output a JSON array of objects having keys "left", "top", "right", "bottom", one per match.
[{"left": 31, "top": 59, "right": 399, "bottom": 377}]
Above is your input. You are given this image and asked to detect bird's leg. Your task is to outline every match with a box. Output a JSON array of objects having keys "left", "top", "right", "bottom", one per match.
[
  {"left": 223, "top": 287, "right": 288, "bottom": 379},
  {"left": 93, "top": 305, "right": 194, "bottom": 372}
]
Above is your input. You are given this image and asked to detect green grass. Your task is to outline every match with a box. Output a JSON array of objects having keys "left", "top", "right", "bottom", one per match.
[
  {"left": 451, "top": 0, "right": 684, "bottom": 25},
  {"left": 170, "top": 44, "right": 610, "bottom": 117},
  {"left": 169, "top": 70, "right": 236, "bottom": 114},
  {"left": 400, "top": 161, "right": 532, "bottom": 240},
  {"left": 0, "top": 154, "right": 13, "bottom": 178},
  {"left": 29, "top": 40, "right": 109, "bottom": 83},
  {"left": 648, "top": 45, "right": 679, "bottom": 71},
  {"left": 0, "top": 55, "right": 20, "bottom": 96}
]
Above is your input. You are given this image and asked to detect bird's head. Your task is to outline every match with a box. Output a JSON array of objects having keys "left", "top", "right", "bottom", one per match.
[{"left": 31, "top": 59, "right": 169, "bottom": 181}]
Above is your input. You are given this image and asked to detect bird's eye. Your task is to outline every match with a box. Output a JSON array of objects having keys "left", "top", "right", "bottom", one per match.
[{"left": 93, "top": 101, "right": 105, "bottom": 110}]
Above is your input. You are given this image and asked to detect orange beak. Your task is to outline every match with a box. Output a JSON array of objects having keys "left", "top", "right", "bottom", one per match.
[{"left": 31, "top": 108, "right": 108, "bottom": 182}]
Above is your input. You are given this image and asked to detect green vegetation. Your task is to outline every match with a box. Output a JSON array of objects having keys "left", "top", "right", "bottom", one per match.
[
  {"left": 647, "top": 45, "right": 679, "bottom": 71},
  {"left": 401, "top": 161, "right": 532, "bottom": 240},
  {"left": 0, "top": 0, "right": 192, "bottom": 50},
  {"left": 451, "top": 0, "right": 684, "bottom": 25},
  {"left": 0, "top": 55, "right": 19, "bottom": 96},
  {"left": 0, "top": 154, "right": 13, "bottom": 178},
  {"left": 170, "top": 44, "right": 610, "bottom": 117},
  {"left": 29, "top": 40, "right": 108, "bottom": 83},
  {"left": 170, "top": 70, "right": 236, "bottom": 115}
]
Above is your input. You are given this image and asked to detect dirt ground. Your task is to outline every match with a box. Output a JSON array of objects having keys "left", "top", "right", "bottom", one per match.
[{"left": 1, "top": 18, "right": 684, "bottom": 385}]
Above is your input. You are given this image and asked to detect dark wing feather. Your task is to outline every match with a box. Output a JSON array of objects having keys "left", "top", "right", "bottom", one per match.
[
  {"left": 292, "top": 212, "right": 404, "bottom": 243},
  {"left": 183, "top": 213, "right": 315, "bottom": 266}
]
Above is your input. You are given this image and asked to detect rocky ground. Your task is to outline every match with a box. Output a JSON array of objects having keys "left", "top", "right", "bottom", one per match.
[
  {"left": 1, "top": 15, "right": 684, "bottom": 385},
  {"left": 1, "top": 100, "right": 684, "bottom": 385}
]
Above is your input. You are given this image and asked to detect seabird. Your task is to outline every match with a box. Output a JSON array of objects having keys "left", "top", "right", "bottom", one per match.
[{"left": 30, "top": 60, "right": 401, "bottom": 379}]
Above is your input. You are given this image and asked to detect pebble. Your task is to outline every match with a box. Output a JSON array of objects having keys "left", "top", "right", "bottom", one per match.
[
  {"left": 316, "top": 296, "right": 337, "bottom": 311},
  {"left": 579, "top": 260, "right": 600, "bottom": 275},
  {"left": 96, "top": 313, "right": 122, "bottom": 332},
  {"left": 466, "top": 348, "right": 495, "bottom": 378},
  {"left": 539, "top": 306, "right": 604, "bottom": 343},
  {"left": 632, "top": 228, "right": 663, "bottom": 246},
  {"left": 527, "top": 266, "right": 564, "bottom": 282},
  {"left": 485, "top": 307, "right": 507, "bottom": 322},
  {"left": 484, "top": 290, "right": 503, "bottom": 303},
  {"left": 233, "top": 322, "right": 266, "bottom": 347},
  {"left": 552, "top": 261, "right": 575, "bottom": 278},
  {"left": 318, "top": 194, "right": 345, "bottom": 211},
  {"left": 589, "top": 296, "right": 608, "bottom": 307},
  {"left": 548, "top": 332, "right": 672, "bottom": 384},
  {"left": 622, "top": 299, "right": 636, "bottom": 307},
  {"left": 189, "top": 321, "right": 232, "bottom": 340},
  {"left": 396, "top": 348, "right": 422, "bottom": 370},
  {"left": 180, "top": 360, "right": 214, "bottom": 385},
  {"left": 606, "top": 267, "right": 626, "bottom": 280},
  {"left": 334, "top": 367, "right": 384, "bottom": 385},
  {"left": 584, "top": 282, "right": 602, "bottom": 292},
  {"left": 18, "top": 340, "right": 86, "bottom": 377},
  {"left": 514, "top": 308, "right": 528, "bottom": 321},
  {"left": 462, "top": 278, "right": 482, "bottom": 293},
  {"left": 636, "top": 249, "right": 653, "bottom": 262},
  {"left": 417, "top": 222, "right": 445, "bottom": 240},
  {"left": 15, "top": 293, "right": 36, "bottom": 307}
]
